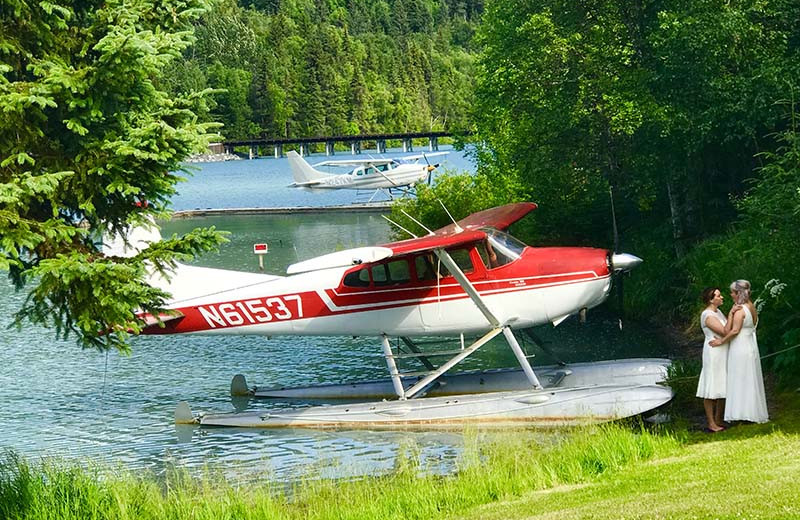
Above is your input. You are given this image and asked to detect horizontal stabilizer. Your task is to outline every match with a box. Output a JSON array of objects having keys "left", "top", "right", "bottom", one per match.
[{"left": 141, "top": 311, "right": 185, "bottom": 328}]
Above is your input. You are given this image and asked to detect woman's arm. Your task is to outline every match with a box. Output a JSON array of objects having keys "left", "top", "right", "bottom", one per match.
[
  {"left": 705, "top": 314, "right": 726, "bottom": 336},
  {"left": 711, "top": 310, "right": 744, "bottom": 346},
  {"left": 723, "top": 305, "right": 742, "bottom": 333}
]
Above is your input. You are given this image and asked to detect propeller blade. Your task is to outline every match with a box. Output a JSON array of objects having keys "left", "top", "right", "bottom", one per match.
[{"left": 609, "top": 186, "right": 620, "bottom": 253}]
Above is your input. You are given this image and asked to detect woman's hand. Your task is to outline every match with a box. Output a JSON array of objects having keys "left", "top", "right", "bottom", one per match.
[{"left": 710, "top": 337, "right": 723, "bottom": 347}]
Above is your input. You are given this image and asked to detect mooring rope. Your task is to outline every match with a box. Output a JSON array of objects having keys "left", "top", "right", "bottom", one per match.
[{"left": 667, "top": 342, "right": 800, "bottom": 382}]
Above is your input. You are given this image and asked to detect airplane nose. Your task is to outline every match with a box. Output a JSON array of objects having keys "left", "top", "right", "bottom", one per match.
[{"left": 610, "top": 253, "right": 643, "bottom": 272}]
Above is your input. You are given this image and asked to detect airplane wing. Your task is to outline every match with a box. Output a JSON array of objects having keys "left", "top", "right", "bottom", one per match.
[
  {"left": 434, "top": 202, "right": 537, "bottom": 234},
  {"left": 287, "top": 247, "right": 394, "bottom": 275},
  {"left": 394, "top": 151, "right": 449, "bottom": 163},
  {"left": 381, "top": 203, "right": 536, "bottom": 255},
  {"left": 383, "top": 229, "right": 486, "bottom": 255},
  {"left": 313, "top": 158, "right": 395, "bottom": 168},
  {"left": 283, "top": 203, "right": 536, "bottom": 274},
  {"left": 284, "top": 232, "right": 485, "bottom": 275}
]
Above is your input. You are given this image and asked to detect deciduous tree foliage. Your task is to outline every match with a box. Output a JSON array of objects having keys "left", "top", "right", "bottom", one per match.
[
  {"left": 470, "top": 0, "right": 800, "bottom": 380},
  {"left": 0, "top": 0, "right": 226, "bottom": 351}
]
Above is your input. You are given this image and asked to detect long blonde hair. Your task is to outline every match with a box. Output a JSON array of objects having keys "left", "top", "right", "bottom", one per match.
[{"left": 730, "top": 279, "right": 751, "bottom": 305}]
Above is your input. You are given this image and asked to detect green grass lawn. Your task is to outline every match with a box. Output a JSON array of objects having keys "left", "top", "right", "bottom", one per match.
[
  {"left": 2, "top": 394, "right": 797, "bottom": 520},
  {"left": 456, "top": 393, "right": 800, "bottom": 520}
]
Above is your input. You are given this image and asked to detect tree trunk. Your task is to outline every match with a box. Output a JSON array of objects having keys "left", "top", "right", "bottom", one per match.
[{"left": 666, "top": 178, "right": 685, "bottom": 259}]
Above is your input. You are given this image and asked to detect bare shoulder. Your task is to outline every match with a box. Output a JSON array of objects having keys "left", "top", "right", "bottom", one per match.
[{"left": 747, "top": 302, "right": 759, "bottom": 323}]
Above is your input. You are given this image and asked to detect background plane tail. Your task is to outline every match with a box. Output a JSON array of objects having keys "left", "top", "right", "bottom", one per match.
[{"left": 287, "top": 151, "right": 326, "bottom": 185}]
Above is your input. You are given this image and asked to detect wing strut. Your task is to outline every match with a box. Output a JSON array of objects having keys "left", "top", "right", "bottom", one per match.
[{"left": 433, "top": 247, "right": 543, "bottom": 390}]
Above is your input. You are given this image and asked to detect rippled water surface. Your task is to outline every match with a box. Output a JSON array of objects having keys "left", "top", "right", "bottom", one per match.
[{"left": 1, "top": 151, "right": 674, "bottom": 480}]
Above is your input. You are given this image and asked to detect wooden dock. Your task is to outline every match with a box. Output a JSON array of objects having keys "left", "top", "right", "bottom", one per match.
[{"left": 172, "top": 202, "right": 392, "bottom": 218}]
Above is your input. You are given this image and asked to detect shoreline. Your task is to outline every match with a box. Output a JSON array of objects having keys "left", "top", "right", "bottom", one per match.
[{"left": 172, "top": 202, "right": 392, "bottom": 218}]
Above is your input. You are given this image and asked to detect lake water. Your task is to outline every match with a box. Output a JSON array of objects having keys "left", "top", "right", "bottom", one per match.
[
  {"left": 0, "top": 148, "right": 674, "bottom": 481},
  {"left": 171, "top": 145, "right": 475, "bottom": 211}
]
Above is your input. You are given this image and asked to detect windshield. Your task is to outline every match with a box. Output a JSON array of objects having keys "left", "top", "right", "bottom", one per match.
[{"left": 481, "top": 227, "right": 527, "bottom": 266}]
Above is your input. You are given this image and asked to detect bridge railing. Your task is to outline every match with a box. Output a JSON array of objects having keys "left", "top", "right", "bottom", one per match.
[{"left": 218, "top": 131, "right": 465, "bottom": 158}]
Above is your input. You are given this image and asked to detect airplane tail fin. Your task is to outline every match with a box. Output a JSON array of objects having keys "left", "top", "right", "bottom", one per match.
[
  {"left": 287, "top": 151, "right": 326, "bottom": 185},
  {"left": 103, "top": 217, "right": 162, "bottom": 258}
]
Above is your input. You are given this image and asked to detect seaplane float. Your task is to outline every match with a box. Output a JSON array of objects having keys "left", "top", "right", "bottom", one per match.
[
  {"left": 287, "top": 150, "right": 447, "bottom": 201},
  {"left": 113, "top": 202, "right": 673, "bottom": 429}
]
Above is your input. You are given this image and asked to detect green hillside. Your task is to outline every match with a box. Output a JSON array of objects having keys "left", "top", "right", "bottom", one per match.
[{"left": 164, "top": 0, "right": 481, "bottom": 139}]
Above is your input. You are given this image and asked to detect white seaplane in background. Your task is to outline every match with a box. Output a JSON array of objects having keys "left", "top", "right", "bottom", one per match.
[
  {"left": 287, "top": 150, "right": 448, "bottom": 200},
  {"left": 111, "top": 202, "right": 673, "bottom": 428}
]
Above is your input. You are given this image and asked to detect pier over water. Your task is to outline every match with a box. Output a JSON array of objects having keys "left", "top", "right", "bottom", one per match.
[{"left": 216, "top": 131, "right": 461, "bottom": 158}]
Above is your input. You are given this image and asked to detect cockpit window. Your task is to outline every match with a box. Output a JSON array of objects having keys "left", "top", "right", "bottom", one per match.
[{"left": 480, "top": 228, "right": 527, "bottom": 268}]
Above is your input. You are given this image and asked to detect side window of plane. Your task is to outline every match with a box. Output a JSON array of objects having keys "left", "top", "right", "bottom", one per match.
[
  {"left": 415, "top": 255, "right": 437, "bottom": 281},
  {"left": 387, "top": 259, "right": 411, "bottom": 284},
  {"left": 372, "top": 263, "right": 389, "bottom": 285},
  {"left": 343, "top": 266, "right": 370, "bottom": 287},
  {"left": 374, "top": 260, "right": 411, "bottom": 286},
  {"left": 443, "top": 248, "right": 474, "bottom": 276}
]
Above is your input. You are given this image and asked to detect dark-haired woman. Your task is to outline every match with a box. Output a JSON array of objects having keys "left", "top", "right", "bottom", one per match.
[
  {"left": 696, "top": 287, "right": 728, "bottom": 432},
  {"left": 711, "top": 280, "right": 769, "bottom": 423}
]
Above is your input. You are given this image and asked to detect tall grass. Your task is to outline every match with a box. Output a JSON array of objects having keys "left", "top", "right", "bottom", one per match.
[{"left": 0, "top": 424, "right": 679, "bottom": 520}]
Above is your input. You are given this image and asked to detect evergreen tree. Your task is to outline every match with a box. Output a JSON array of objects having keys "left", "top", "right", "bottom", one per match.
[{"left": 0, "top": 0, "right": 226, "bottom": 351}]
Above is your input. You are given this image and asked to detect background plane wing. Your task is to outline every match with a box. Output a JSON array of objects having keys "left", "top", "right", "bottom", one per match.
[
  {"left": 313, "top": 158, "right": 395, "bottom": 167},
  {"left": 394, "top": 151, "right": 449, "bottom": 163},
  {"left": 434, "top": 202, "right": 537, "bottom": 234}
]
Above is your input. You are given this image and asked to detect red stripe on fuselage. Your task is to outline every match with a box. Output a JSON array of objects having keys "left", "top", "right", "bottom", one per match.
[{"left": 141, "top": 272, "right": 608, "bottom": 334}]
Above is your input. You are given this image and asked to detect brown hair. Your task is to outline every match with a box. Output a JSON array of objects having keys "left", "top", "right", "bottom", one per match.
[{"left": 701, "top": 287, "right": 720, "bottom": 304}]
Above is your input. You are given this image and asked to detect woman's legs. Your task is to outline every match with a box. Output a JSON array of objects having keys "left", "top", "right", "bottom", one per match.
[
  {"left": 714, "top": 398, "right": 726, "bottom": 428},
  {"left": 703, "top": 399, "right": 723, "bottom": 431}
]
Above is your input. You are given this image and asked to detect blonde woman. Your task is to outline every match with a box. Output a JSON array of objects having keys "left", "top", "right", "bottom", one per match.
[
  {"left": 696, "top": 287, "right": 728, "bottom": 432},
  {"left": 710, "top": 280, "right": 769, "bottom": 423}
]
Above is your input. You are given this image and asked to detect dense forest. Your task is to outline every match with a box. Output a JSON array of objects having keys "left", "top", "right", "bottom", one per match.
[
  {"left": 393, "top": 0, "right": 800, "bottom": 384},
  {"left": 162, "top": 0, "right": 481, "bottom": 139}
]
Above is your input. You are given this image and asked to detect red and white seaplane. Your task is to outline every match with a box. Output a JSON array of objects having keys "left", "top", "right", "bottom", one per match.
[{"left": 113, "top": 202, "right": 672, "bottom": 428}]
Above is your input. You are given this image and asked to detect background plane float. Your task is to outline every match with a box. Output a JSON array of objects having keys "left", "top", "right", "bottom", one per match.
[{"left": 113, "top": 202, "right": 673, "bottom": 428}]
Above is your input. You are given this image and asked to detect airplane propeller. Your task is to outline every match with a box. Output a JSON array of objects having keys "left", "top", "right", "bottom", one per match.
[
  {"left": 607, "top": 185, "right": 642, "bottom": 329},
  {"left": 421, "top": 153, "right": 438, "bottom": 185}
]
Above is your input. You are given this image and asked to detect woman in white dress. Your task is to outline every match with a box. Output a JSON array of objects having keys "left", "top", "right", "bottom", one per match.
[
  {"left": 696, "top": 287, "right": 729, "bottom": 432},
  {"left": 710, "top": 280, "right": 769, "bottom": 423}
]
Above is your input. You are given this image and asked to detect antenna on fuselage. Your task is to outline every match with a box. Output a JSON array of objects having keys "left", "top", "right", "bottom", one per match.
[
  {"left": 401, "top": 210, "right": 434, "bottom": 236},
  {"left": 382, "top": 215, "right": 418, "bottom": 238},
  {"left": 438, "top": 199, "right": 463, "bottom": 233}
]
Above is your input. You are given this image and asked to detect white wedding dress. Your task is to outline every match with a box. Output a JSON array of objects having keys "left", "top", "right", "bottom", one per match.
[
  {"left": 724, "top": 306, "right": 769, "bottom": 423},
  {"left": 696, "top": 309, "right": 728, "bottom": 399}
]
